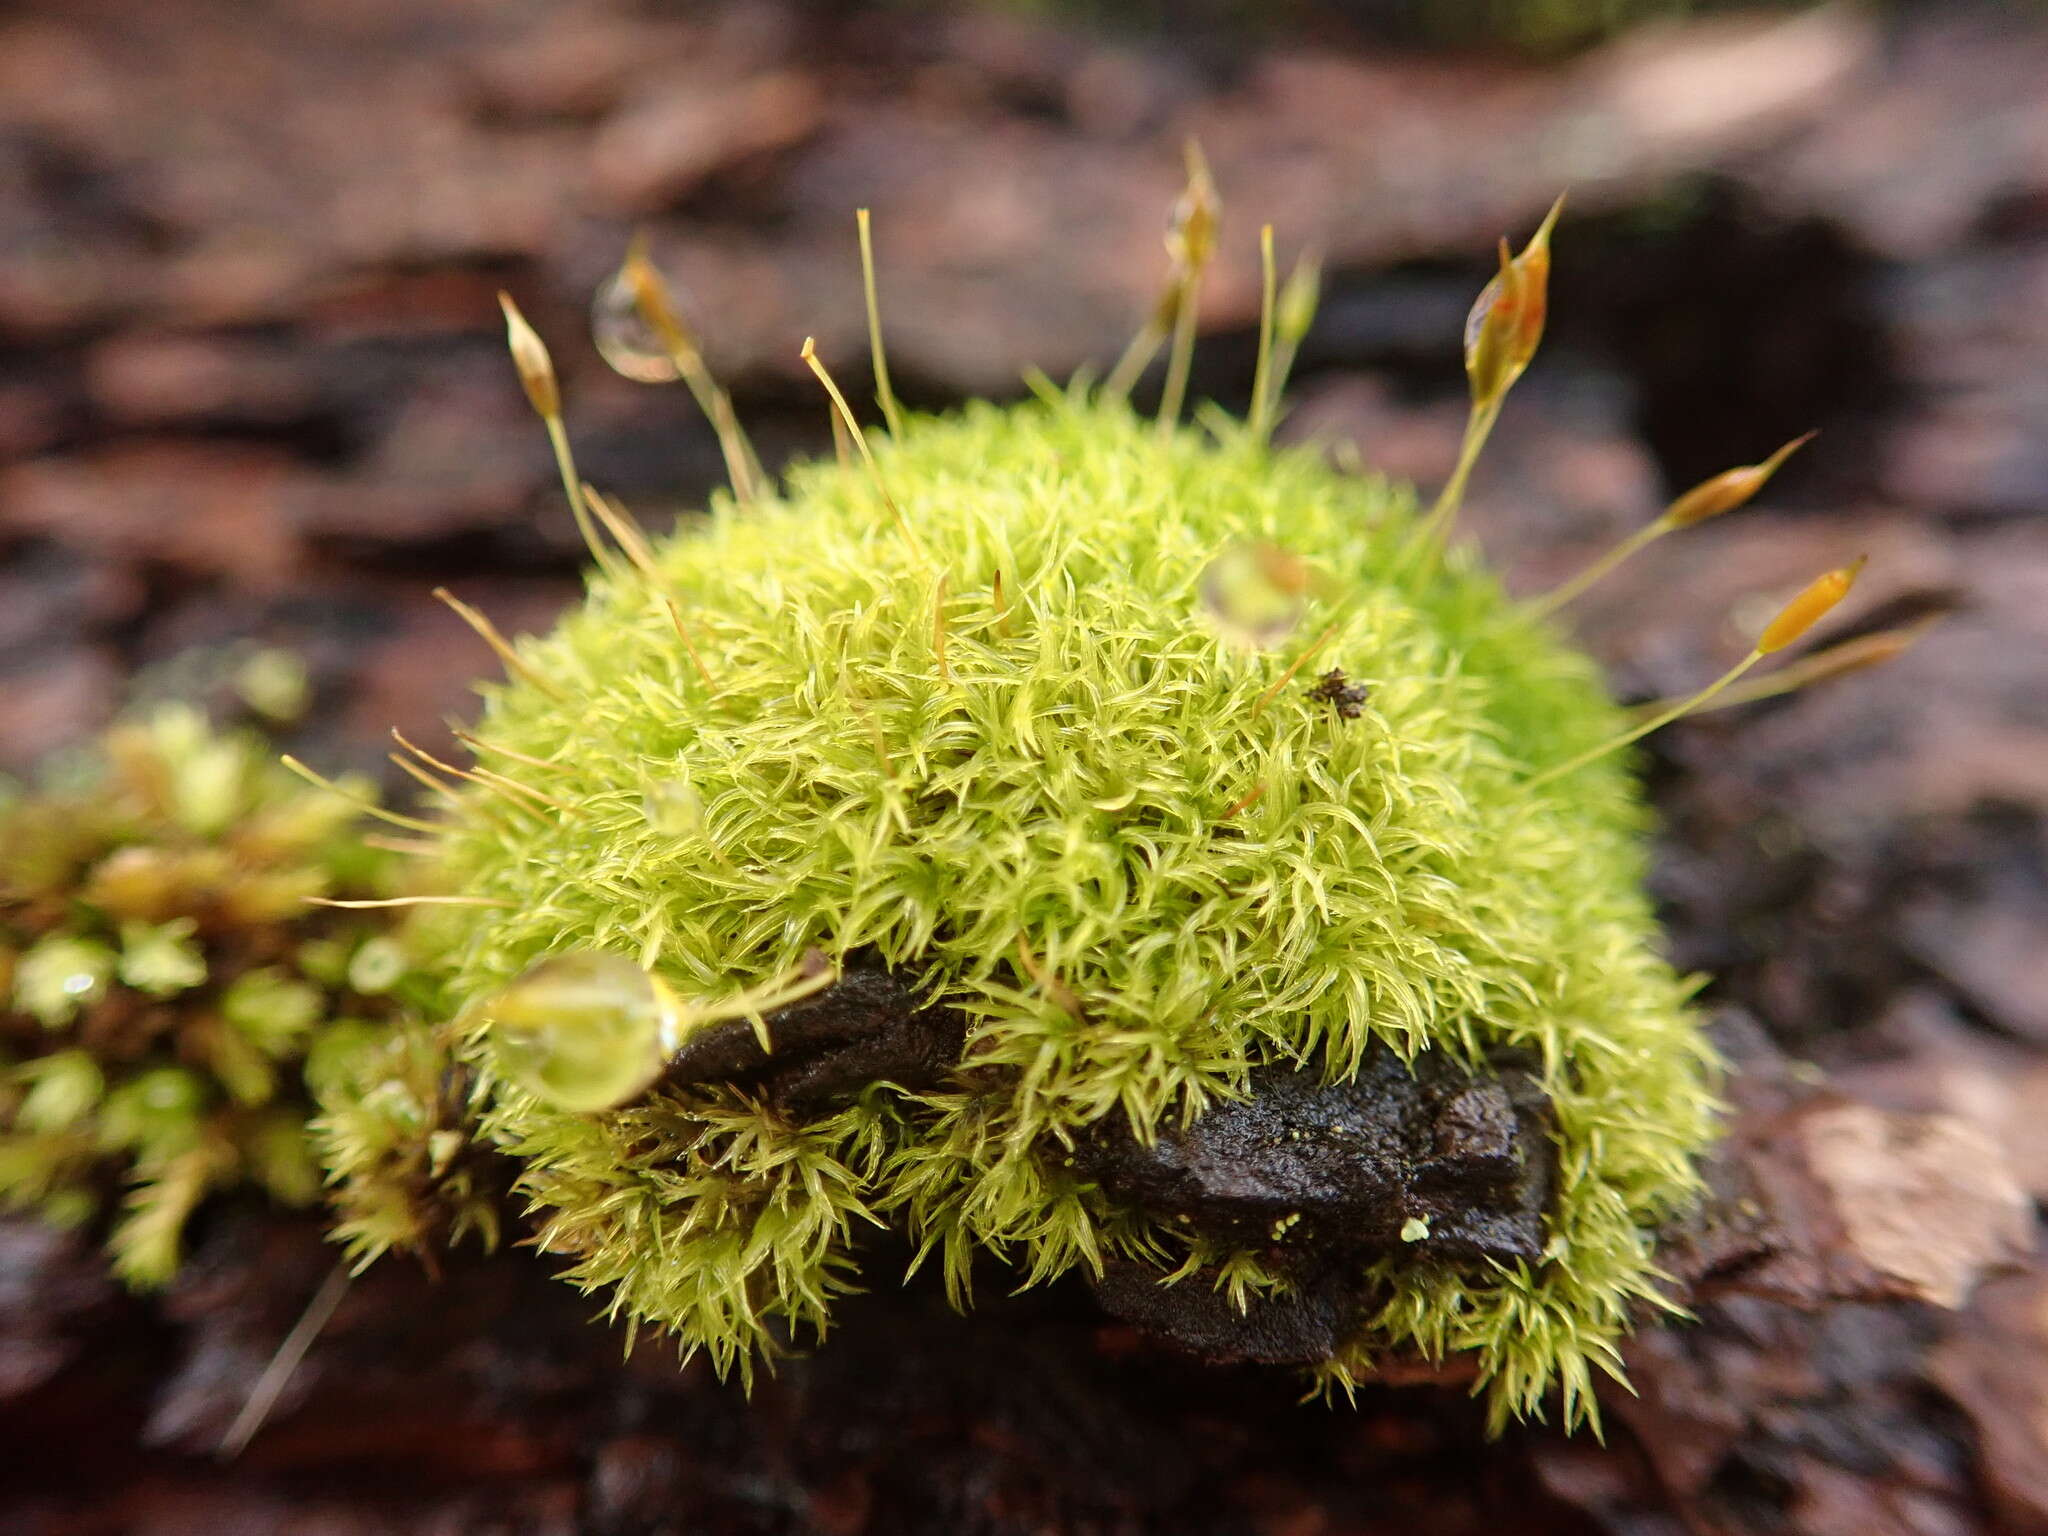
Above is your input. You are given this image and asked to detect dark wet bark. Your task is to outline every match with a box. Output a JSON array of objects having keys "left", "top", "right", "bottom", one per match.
[{"left": 663, "top": 962, "right": 969, "bottom": 1114}]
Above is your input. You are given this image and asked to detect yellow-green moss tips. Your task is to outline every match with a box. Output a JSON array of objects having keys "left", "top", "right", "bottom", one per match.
[
  {"left": 424, "top": 393, "right": 1719, "bottom": 1427},
  {"left": 0, "top": 703, "right": 457, "bottom": 1286}
]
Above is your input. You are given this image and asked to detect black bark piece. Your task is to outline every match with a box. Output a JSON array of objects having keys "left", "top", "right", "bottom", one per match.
[
  {"left": 661, "top": 960, "right": 968, "bottom": 1114},
  {"left": 1089, "top": 1257, "right": 1353, "bottom": 1365},
  {"left": 664, "top": 957, "right": 1554, "bottom": 1360},
  {"left": 659, "top": 962, "right": 1555, "bottom": 1365},
  {"left": 1079, "top": 1046, "right": 1555, "bottom": 1265},
  {"left": 1078, "top": 1048, "right": 1553, "bottom": 1365}
]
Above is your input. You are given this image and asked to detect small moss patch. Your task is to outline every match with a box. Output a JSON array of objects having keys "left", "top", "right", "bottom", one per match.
[{"left": 435, "top": 394, "right": 1717, "bottom": 1428}]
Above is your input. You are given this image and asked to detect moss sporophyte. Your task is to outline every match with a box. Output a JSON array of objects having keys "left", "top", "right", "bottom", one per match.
[{"left": 325, "top": 166, "right": 1906, "bottom": 1431}]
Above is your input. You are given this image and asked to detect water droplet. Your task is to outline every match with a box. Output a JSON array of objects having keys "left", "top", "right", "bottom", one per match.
[
  {"left": 1198, "top": 542, "right": 1308, "bottom": 649},
  {"left": 640, "top": 776, "right": 703, "bottom": 836},
  {"left": 139, "top": 1067, "right": 204, "bottom": 1114},
  {"left": 347, "top": 936, "right": 407, "bottom": 995},
  {"left": 591, "top": 269, "right": 680, "bottom": 384},
  {"left": 484, "top": 952, "right": 678, "bottom": 1112}
]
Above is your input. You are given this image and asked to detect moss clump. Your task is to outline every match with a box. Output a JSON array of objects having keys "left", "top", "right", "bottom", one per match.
[
  {"left": 0, "top": 702, "right": 465, "bottom": 1284},
  {"left": 310, "top": 1012, "right": 501, "bottom": 1269},
  {"left": 426, "top": 392, "right": 1716, "bottom": 1426}
]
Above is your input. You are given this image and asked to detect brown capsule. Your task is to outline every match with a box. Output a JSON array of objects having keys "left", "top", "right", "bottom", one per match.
[
  {"left": 1664, "top": 431, "right": 1817, "bottom": 528},
  {"left": 1462, "top": 193, "right": 1564, "bottom": 410},
  {"left": 1463, "top": 243, "right": 1519, "bottom": 407},
  {"left": 497, "top": 292, "right": 560, "bottom": 420},
  {"left": 1166, "top": 141, "right": 1219, "bottom": 274},
  {"left": 1501, "top": 195, "right": 1560, "bottom": 373},
  {"left": 1276, "top": 249, "right": 1323, "bottom": 346},
  {"left": 1757, "top": 555, "right": 1866, "bottom": 654}
]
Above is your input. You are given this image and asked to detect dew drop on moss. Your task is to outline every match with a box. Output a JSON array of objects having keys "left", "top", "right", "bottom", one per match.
[
  {"left": 484, "top": 952, "right": 676, "bottom": 1113},
  {"left": 1198, "top": 542, "right": 1308, "bottom": 649},
  {"left": 640, "top": 777, "right": 703, "bottom": 837},
  {"left": 591, "top": 270, "right": 680, "bottom": 384},
  {"left": 347, "top": 936, "right": 407, "bottom": 995}
]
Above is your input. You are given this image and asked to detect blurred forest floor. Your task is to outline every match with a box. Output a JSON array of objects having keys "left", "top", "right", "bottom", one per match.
[{"left": 4, "top": 1, "right": 2048, "bottom": 1532}]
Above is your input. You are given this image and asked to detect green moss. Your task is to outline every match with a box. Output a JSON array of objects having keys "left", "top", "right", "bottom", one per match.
[
  {"left": 427, "top": 392, "right": 1717, "bottom": 1427},
  {"left": 309, "top": 1013, "right": 501, "bottom": 1269},
  {"left": 0, "top": 702, "right": 479, "bottom": 1285}
]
